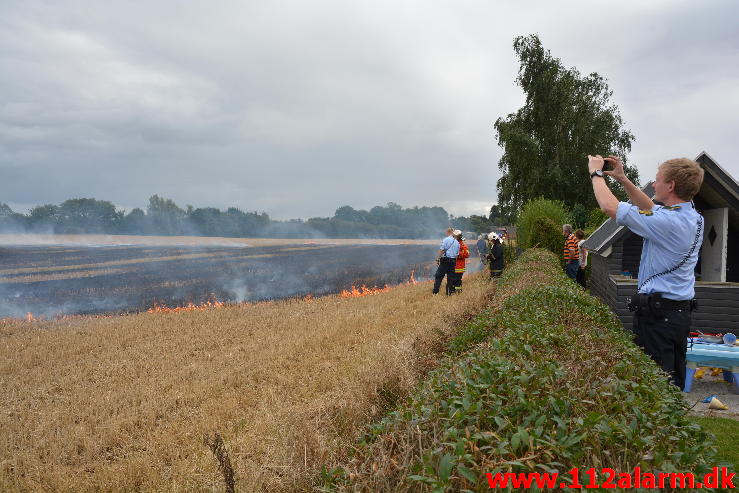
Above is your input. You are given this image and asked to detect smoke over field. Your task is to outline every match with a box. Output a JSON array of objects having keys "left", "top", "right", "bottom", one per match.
[{"left": 0, "top": 237, "right": 445, "bottom": 317}]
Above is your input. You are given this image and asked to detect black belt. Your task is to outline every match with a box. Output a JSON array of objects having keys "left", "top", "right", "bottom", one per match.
[
  {"left": 658, "top": 298, "right": 693, "bottom": 311},
  {"left": 629, "top": 293, "right": 695, "bottom": 313}
]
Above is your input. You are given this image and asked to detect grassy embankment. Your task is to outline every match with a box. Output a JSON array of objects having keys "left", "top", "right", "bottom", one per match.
[
  {"left": 325, "top": 249, "right": 725, "bottom": 492},
  {"left": 0, "top": 267, "right": 494, "bottom": 492}
]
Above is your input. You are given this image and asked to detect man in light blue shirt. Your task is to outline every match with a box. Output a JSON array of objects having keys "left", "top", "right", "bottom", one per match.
[
  {"left": 433, "top": 228, "right": 460, "bottom": 295},
  {"left": 589, "top": 154, "right": 704, "bottom": 390}
]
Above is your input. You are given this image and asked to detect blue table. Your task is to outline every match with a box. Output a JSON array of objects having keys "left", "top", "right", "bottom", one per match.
[{"left": 684, "top": 339, "right": 739, "bottom": 393}]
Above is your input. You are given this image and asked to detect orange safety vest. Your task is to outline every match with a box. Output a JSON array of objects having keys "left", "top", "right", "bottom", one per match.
[{"left": 455, "top": 241, "right": 470, "bottom": 273}]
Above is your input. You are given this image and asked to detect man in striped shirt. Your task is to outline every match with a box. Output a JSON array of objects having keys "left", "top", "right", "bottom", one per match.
[{"left": 562, "top": 224, "right": 579, "bottom": 280}]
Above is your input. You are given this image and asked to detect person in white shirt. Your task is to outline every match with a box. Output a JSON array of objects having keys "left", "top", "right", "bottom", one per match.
[{"left": 575, "top": 229, "right": 587, "bottom": 288}]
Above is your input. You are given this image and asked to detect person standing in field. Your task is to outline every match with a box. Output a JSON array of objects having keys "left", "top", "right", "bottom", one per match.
[
  {"left": 476, "top": 234, "right": 488, "bottom": 266},
  {"left": 575, "top": 229, "right": 588, "bottom": 288},
  {"left": 562, "top": 224, "right": 579, "bottom": 280},
  {"left": 433, "top": 227, "right": 459, "bottom": 295},
  {"left": 487, "top": 232, "right": 505, "bottom": 278},
  {"left": 451, "top": 230, "right": 470, "bottom": 294}
]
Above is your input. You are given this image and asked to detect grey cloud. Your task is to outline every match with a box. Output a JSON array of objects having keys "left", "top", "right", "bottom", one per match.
[{"left": 1, "top": 0, "right": 738, "bottom": 220}]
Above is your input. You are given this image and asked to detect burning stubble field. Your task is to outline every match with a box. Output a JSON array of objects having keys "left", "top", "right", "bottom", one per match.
[
  {"left": 0, "top": 267, "right": 495, "bottom": 492},
  {"left": 0, "top": 238, "right": 446, "bottom": 318}
]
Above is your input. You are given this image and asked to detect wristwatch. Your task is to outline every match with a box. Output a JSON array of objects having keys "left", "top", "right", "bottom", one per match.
[{"left": 590, "top": 169, "right": 604, "bottom": 179}]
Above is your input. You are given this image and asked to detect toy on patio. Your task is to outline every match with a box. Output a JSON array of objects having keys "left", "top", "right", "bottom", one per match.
[{"left": 684, "top": 332, "right": 739, "bottom": 393}]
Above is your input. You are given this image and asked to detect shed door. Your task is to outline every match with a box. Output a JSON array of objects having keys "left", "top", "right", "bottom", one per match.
[{"left": 700, "top": 208, "right": 728, "bottom": 282}]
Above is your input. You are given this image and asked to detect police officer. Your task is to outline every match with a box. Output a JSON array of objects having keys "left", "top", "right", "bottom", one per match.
[
  {"left": 589, "top": 154, "right": 704, "bottom": 390},
  {"left": 433, "top": 227, "right": 460, "bottom": 295}
]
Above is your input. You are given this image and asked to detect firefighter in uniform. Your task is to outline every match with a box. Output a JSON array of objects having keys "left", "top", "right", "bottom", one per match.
[
  {"left": 487, "top": 232, "right": 505, "bottom": 278},
  {"left": 451, "top": 230, "right": 470, "bottom": 294},
  {"left": 589, "top": 154, "right": 704, "bottom": 390}
]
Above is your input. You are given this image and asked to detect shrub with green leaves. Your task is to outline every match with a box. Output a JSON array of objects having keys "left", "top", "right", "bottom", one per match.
[
  {"left": 516, "top": 198, "right": 569, "bottom": 251},
  {"left": 325, "top": 250, "right": 719, "bottom": 492},
  {"left": 528, "top": 216, "right": 564, "bottom": 260},
  {"left": 569, "top": 203, "right": 589, "bottom": 229},
  {"left": 586, "top": 207, "right": 610, "bottom": 236}
]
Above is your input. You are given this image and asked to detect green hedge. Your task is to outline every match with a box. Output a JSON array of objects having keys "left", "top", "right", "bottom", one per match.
[
  {"left": 323, "top": 249, "right": 719, "bottom": 492},
  {"left": 515, "top": 198, "right": 569, "bottom": 251}
]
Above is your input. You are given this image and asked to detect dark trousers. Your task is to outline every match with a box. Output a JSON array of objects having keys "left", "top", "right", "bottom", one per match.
[
  {"left": 632, "top": 309, "right": 691, "bottom": 390},
  {"left": 433, "top": 258, "right": 456, "bottom": 295},
  {"left": 576, "top": 267, "right": 586, "bottom": 288},
  {"left": 565, "top": 259, "right": 579, "bottom": 279},
  {"left": 451, "top": 271, "right": 463, "bottom": 293}
]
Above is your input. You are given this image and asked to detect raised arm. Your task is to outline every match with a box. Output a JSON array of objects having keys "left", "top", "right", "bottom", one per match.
[
  {"left": 603, "top": 155, "right": 655, "bottom": 211},
  {"left": 589, "top": 155, "right": 619, "bottom": 218}
]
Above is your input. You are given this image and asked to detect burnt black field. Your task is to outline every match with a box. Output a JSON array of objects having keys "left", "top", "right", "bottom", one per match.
[{"left": 0, "top": 243, "right": 442, "bottom": 318}]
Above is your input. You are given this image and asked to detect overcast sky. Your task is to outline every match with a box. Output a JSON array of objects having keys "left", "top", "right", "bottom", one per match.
[{"left": 1, "top": 0, "right": 737, "bottom": 220}]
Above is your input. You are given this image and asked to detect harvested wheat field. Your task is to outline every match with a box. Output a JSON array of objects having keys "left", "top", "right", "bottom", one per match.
[{"left": 0, "top": 272, "right": 495, "bottom": 492}]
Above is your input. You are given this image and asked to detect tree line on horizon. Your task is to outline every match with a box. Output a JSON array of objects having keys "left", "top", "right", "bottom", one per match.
[{"left": 0, "top": 197, "right": 505, "bottom": 239}]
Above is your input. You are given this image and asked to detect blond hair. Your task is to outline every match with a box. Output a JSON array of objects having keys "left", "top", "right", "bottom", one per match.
[{"left": 660, "top": 158, "right": 704, "bottom": 201}]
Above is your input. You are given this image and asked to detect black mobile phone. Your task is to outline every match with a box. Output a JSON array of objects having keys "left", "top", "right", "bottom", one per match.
[{"left": 602, "top": 158, "right": 613, "bottom": 171}]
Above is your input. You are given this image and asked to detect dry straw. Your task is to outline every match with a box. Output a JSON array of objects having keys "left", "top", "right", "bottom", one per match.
[{"left": 0, "top": 272, "right": 494, "bottom": 492}]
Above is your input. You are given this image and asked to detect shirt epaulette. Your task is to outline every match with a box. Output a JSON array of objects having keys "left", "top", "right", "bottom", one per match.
[{"left": 615, "top": 200, "right": 702, "bottom": 301}]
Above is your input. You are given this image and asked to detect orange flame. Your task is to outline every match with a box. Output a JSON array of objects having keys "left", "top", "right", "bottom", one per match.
[
  {"left": 26, "top": 312, "right": 35, "bottom": 322},
  {"left": 340, "top": 284, "right": 392, "bottom": 298},
  {"left": 141, "top": 269, "right": 427, "bottom": 312},
  {"left": 339, "top": 270, "right": 424, "bottom": 298},
  {"left": 147, "top": 299, "right": 225, "bottom": 314}
]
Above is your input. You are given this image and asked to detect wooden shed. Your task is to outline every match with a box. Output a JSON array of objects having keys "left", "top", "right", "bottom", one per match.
[{"left": 583, "top": 152, "right": 739, "bottom": 334}]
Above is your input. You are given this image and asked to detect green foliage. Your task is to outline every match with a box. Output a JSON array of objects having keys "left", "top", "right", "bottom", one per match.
[
  {"left": 329, "top": 249, "right": 721, "bottom": 492},
  {"left": 586, "top": 207, "right": 610, "bottom": 236},
  {"left": 147, "top": 194, "right": 186, "bottom": 235},
  {"left": 529, "top": 216, "right": 564, "bottom": 259},
  {"left": 449, "top": 310, "right": 496, "bottom": 355},
  {"left": 515, "top": 197, "right": 569, "bottom": 251},
  {"left": 1, "top": 195, "right": 517, "bottom": 239},
  {"left": 489, "top": 204, "right": 512, "bottom": 226},
  {"left": 0, "top": 197, "right": 466, "bottom": 238},
  {"left": 466, "top": 215, "right": 495, "bottom": 233},
  {"left": 495, "top": 34, "right": 639, "bottom": 222},
  {"left": 56, "top": 198, "right": 122, "bottom": 233},
  {"left": 693, "top": 417, "right": 739, "bottom": 471},
  {"left": 569, "top": 203, "right": 588, "bottom": 229},
  {"left": 0, "top": 203, "right": 24, "bottom": 230},
  {"left": 503, "top": 239, "right": 518, "bottom": 266}
]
